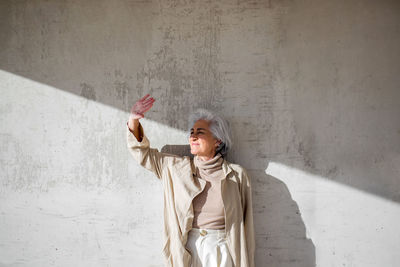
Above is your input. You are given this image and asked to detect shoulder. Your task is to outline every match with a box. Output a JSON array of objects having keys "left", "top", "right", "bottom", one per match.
[
  {"left": 228, "top": 162, "right": 246, "bottom": 173},
  {"left": 224, "top": 161, "right": 250, "bottom": 180},
  {"left": 224, "top": 161, "right": 253, "bottom": 195}
]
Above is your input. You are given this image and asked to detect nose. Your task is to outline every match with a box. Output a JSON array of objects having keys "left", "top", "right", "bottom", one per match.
[{"left": 190, "top": 133, "right": 198, "bottom": 140}]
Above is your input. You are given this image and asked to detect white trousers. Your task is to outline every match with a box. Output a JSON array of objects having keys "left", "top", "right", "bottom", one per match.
[{"left": 186, "top": 228, "right": 234, "bottom": 267}]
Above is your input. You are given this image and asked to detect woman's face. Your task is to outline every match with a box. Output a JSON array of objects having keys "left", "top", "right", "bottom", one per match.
[{"left": 189, "top": 119, "right": 220, "bottom": 159}]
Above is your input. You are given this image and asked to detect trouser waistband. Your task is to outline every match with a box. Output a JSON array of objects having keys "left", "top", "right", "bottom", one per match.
[{"left": 189, "top": 227, "right": 226, "bottom": 238}]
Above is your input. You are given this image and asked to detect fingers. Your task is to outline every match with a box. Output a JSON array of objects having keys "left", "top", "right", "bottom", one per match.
[
  {"left": 142, "top": 97, "right": 155, "bottom": 106},
  {"left": 131, "top": 94, "right": 155, "bottom": 115},
  {"left": 142, "top": 103, "right": 154, "bottom": 111},
  {"left": 141, "top": 101, "right": 154, "bottom": 112},
  {"left": 139, "top": 94, "right": 150, "bottom": 101}
]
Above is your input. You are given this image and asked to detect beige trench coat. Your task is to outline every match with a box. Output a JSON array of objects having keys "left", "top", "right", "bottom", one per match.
[{"left": 127, "top": 124, "right": 255, "bottom": 267}]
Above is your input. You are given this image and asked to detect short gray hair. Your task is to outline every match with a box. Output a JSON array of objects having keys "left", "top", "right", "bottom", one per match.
[{"left": 188, "top": 109, "right": 232, "bottom": 157}]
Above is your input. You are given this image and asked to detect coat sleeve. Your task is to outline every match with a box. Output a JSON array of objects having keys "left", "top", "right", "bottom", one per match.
[
  {"left": 126, "top": 123, "right": 168, "bottom": 180},
  {"left": 241, "top": 169, "right": 256, "bottom": 267}
]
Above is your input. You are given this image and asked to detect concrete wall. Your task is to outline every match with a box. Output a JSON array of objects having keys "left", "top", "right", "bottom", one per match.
[{"left": 1, "top": 0, "right": 399, "bottom": 266}]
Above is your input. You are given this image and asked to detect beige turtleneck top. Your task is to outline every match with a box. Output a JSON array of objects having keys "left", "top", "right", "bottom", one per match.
[{"left": 192, "top": 153, "right": 226, "bottom": 230}]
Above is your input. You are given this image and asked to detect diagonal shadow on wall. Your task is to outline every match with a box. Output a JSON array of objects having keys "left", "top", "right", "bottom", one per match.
[{"left": 1, "top": 0, "right": 399, "bottom": 205}]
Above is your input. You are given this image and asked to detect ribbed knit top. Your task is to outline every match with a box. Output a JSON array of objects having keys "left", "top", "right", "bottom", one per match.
[{"left": 192, "top": 153, "right": 226, "bottom": 230}]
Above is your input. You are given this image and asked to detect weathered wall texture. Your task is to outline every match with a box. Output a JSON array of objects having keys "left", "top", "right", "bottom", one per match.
[{"left": 1, "top": 0, "right": 399, "bottom": 266}]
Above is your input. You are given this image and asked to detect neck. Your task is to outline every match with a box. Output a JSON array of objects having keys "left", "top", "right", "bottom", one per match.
[
  {"left": 197, "top": 151, "right": 218, "bottom": 161},
  {"left": 198, "top": 155, "right": 213, "bottom": 161},
  {"left": 194, "top": 153, "right": 223, "bottom": 177}
]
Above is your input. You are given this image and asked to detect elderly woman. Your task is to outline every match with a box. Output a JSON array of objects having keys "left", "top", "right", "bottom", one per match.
[{"left": 127, "top": 94, "right": 255, "bottom": 267}]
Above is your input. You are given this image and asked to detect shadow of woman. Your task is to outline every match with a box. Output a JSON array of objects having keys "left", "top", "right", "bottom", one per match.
[
  {"left": 161, "top": 145, "right": 315, "bottom": 267},
  {"left": 249, "top": 169, "right": 315, "bottom": 267}
]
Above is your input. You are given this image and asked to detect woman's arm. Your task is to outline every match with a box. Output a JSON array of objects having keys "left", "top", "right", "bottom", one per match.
[
  {"left": 127, "top": 94, "right": 168, "bottom": 179},
  {"left": 128, "top": 119, "right": 142, "bottom": 142},
  {"left": 126, "top": 123, "right": 167, "bottom": 180},
  {"left": 128, "top": 94, "right": 155, "bottom": 142}
]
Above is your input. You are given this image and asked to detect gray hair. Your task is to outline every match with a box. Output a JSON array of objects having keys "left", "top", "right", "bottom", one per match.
[{"left": 188, "top": 109, "right": 232, "bottom": 157}]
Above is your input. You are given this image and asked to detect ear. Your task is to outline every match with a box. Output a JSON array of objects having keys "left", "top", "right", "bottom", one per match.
[{"left": 215, "top": 139, "right": 222, "bottom": 147}]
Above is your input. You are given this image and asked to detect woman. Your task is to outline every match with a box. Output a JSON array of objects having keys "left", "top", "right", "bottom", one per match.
[{"left": 127, "top": 94, "right": 255, "bottom": 267}]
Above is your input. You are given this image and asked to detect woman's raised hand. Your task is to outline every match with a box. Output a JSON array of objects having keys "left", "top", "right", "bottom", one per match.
[
  {"left": 128, "top": 94, "right": 155, "bottom": 138},
  {"left": 129, "top": 94, "right": 155, "bottom": 120}
]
